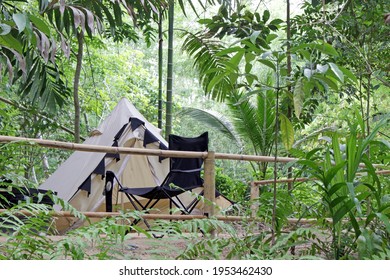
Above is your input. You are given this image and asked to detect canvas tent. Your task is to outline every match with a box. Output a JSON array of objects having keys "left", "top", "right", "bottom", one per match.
[{"left": 39, "top": 98, "right": 232, "bottom": 231}]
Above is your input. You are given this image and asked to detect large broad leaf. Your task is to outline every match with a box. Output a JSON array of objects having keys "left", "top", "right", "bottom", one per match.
[
  {"left": 339, "top": 65, "right": 357, "bottom": 84},
  {"left": 29, "top": 14, "right": 51, "bottom": 36},
  {"left": 313, "top": 42, "right": 339, "bottom": 57},
  {"left": 280, "top": 113, "right": 294, "bottom": 151},
  {"left": 313, "top": 74, "right": 339, "bottom": 91},
  {"left": 0, "top": 34, "right": 23, "bottom": 53},
  {"left": 178, "top": 107, "right": 241, "bottom": 145},
  {"left": 258, "top": 59, "right": 276, "bottom": 71},
  {"left": 13, "top": 13, "right": 27, "bottom": 33},
  {"left": 293, "top": 77, "right": 305, "bottom": 119},
  {"left": 328, "top": 62, "right": 344, "bottom": 83},
  {"left": 0, "top": 23, "right": 12, "bottom": 35}
]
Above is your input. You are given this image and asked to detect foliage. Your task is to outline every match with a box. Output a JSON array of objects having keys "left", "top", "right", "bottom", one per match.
[
  {"left": 294, "top": 115, "right": 390, "bottom": 259},
  {"left": 172, "top": 217, "right": 324, "bottom": 260},
  {"left": 0, "top": 193, "right": 152, "bottom": 260},
  {"left": 215, "top": 167, "right": 248, "bottom": 204}
]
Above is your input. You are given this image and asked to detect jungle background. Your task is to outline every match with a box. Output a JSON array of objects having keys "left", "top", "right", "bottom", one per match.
[{"left": 0, "top": 0, "right": 389, "bottom": 260}]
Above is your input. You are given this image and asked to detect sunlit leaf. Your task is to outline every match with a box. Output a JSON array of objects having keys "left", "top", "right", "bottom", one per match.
[
  {"left": 250, "top": 30, "right": 261, "bottom": 44},
  {"left": 13, "top": 13, "right": 27, "bottom": 33},
  {"left": 0, "top": 23, "right": 12, "bottom": 35},
  {"left": 329, "top": 62, "right": 344, "bottom": 83},
  {"left": 293, "top": 77, "right": 305, "bottom": 118},
  {"left": 280, "top": 113, "right": 294, "bottom": 151}
]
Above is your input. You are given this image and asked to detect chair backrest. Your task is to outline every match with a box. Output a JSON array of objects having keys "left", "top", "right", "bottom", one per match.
[{"left": 164, "top": 132, "right": 208, "bottom": 190}]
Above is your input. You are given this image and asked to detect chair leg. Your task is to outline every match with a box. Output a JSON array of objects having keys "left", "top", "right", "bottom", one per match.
[{"left": 122, "top": 192, "right": 164, "bottom": 238}]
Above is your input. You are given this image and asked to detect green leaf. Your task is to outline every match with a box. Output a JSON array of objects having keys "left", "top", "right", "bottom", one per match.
[
  {"left": 339, "top": 66, "right": 357, "bottom": 84},
  {"left": 347, "top": 181, "right": 362, "bottom": 215},
  {"left": 258, "top": 59, "right": 276, "bottom": 71},
  {"left": 328, "top": 182, "right": 347, "bottom": 197},
  {"left": 258, "top": 38, "right": 270, "bottom": 49},
  {"left": 269, "top": 18, "right": 284, "bottom": 25},
  {"left": 245, "top": 52, "right": 256, "bottom": 64},
  {"left": 329, "top": 63, "right": 344, "bottom": 83},
  {"left": 0, "top": 34, "right": 23, "bottom": 53},
  {"left": 0, "top": 23, "right": 12, "bottom": 35},
  {"left": 280, "top": 113, "right": 294, "bottom": 151},
  {"left": 376, "top": 213, "right": 390, "bottom": 234},
  {"left": 207, "top": 73, "right": 227, "bottom": 92},
  {"left": 313, "top": 74, "right": 339, "bottom": 91},
  {"left": 216, "top": 47, "right": 243, "bottom": 56},
  {"left": 229, "top": 50, "right": 244, "bottom": 68},
  {"left": 330, "top": 195, "right": 349, "bottom": 208},
  {"left": 263, "top": 10, "right": 270, "bottom": 23},
  {"left": 313, "top": 42, "right": 339, "bottom": 57},
  {"left": 333, "top": 200, "right": 354, "bottom": 224},
  {"left": 266, "top": 33, "right": 278, "bottom": 43},
  {"left": 293, "top": 77, "right": 305, "bottom": 119},
  {"left": 13, "top": 13, "right": 27, "bottom": 33},
  {"left": 250, "top": 30, "right": 261, "bottom": 44},
  {"left": 29, "top": 14, "right": 51, "bottom": 36}
]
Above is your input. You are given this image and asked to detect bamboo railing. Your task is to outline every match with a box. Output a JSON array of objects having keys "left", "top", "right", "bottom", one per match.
[{"left": 0, "top": 135, "right": 389, "bottom": 225}]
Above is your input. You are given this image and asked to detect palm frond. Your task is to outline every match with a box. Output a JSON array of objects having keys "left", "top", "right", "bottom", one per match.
[
  {"left": 228, "top": 90, "right": 276, "bottom": 156},
  {"left": 178, "top": 107, "right": 241, "bottom": 146},
  {"left": 181, "top": 31, "right": 235, "bottom": 102}
]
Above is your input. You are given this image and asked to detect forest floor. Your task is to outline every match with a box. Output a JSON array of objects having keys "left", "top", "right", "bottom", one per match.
[{"left": 0, "top": 222, "right": 328, "bottom": 259}]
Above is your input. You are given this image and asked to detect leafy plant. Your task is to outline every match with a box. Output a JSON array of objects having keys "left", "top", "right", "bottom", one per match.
[{"left": 295, "top": 115, "right": 390, "bottom": 259}]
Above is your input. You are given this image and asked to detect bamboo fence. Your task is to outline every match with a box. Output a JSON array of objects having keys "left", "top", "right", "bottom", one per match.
[{"left": 0, "top": 135, "right": 389, "bottom": 225}]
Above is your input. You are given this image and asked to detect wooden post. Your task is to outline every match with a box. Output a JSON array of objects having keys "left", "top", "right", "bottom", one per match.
[
  {"left": 203, "top": 151, "right": 216, "bottom": 218},
  {"left": 250, "top": 182, "right": 259, "bottom": 218}
]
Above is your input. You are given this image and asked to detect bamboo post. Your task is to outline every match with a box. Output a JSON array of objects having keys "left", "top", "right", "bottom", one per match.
[
  {"left": 203, "top": 151, "right": 216, "bottom": 217},
  {"left": 250, "top": 181, "right": 259, "bottom": 218}
]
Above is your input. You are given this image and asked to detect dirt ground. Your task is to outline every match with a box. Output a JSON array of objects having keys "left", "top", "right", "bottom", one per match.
[{"left": 111, "top": 233, "right": 189, "bottom": 259}]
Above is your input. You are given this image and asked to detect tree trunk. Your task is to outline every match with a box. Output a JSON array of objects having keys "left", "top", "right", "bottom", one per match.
[
  {"left": 286, "top": 0, "right": 293, "bottom": 192},
  {"left": 165, "top": 0, "right": 174, "bottom": 139},
  {"left": 158, "top": 10, "right": 164, "bottom": 129},
  {"left": 73, "top": 31, "right": 84, "bottom": 143}
]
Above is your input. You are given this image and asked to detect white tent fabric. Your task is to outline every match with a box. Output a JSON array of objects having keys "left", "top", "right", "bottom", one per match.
[{"left": 39, "top": 98, "right": 232, "bottom": 231}]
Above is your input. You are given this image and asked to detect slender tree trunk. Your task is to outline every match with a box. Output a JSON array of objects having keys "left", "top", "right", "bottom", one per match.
[
  {"left": 286, "top": 0, "right": 293, "bottom": 193},
  {"left": 73, "top": 31, "right": 84, "bottom": 143},
  {"left": 165, "top": 0, "right": 174, "bottom": 139},
  {"left": 158, "top": 10, "right": 164, "bottom": 129},
  {"left": 272, "top": 62, "right": 281, "bottom": 245}
]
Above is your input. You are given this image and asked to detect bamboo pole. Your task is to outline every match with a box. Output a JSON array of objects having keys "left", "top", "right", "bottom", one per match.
[
  {"left": 252, "top": 177, "right": 313, "bottom": 186},
  {"left": 2, "top": 135, "right": 388, "bottom": 168},
  {"left": 252, "top": 170, "right": 390, "bottom": 187},
  {"left": 0, "top": 209, "right": 320, "bottom": 224},
  {"left": 203, "top": 151, "right": 216, "bottom": 218},
  {"left": 0, "top": 135, "right": 300, "bottom": 163},
  {"left": 250, "top": 181, "right": 259, "bottom": 218}
]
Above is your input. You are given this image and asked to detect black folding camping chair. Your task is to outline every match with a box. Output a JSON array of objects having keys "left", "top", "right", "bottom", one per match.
[{"left": 104, "top": 132, "right": 213, "bottom": 233}]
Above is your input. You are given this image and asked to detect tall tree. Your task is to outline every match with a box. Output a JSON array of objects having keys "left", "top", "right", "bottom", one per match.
[{"left": 165, "top": 0, "right": 174, "bottom": 138}]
